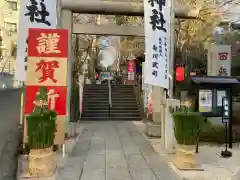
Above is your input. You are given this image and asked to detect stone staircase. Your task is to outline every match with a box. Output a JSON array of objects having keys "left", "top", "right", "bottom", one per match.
[{"left": 82, "top": 84, "right": 141, "bottom": 121}]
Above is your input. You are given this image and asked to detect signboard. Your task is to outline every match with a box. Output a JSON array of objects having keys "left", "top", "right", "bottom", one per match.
[
  {"left": 100, "top": 72, "right": 112, "bottom": 81},
  {"left": 16, "top": 0, "right": 58, "bottom": 81},
  {"left": 208, "top": 44, "right": 231, "bottom": 76},
  {"left": 222, "top": 96, "right": 229, "bottom": 123},
  {"left": 143, "top": 0, "right": 171, "bottom": 88},
  {"left": 199, "top": 89, "right": 212, "bottom": 112},
  {"left": 216, "top": 45, "right": 231, "bottom": 76},
  {"left": 24, "top": 28, "right": 68, "bottom": 145}
]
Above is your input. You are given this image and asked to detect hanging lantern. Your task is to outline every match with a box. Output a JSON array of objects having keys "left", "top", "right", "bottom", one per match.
[{"left": 176, "top": 66, "right": 184, "bottom": 82}]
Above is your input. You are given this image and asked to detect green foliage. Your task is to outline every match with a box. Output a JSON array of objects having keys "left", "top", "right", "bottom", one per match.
[
  {"left": 199, "top": 122, "right": 240, "bottom": 144},
  {"left": 27, "top": 111, "right": 57, "bottom": 149},
  {"left": 173, "top": 112, "right": 204, "bottom": 145},
  {"left": 27, "top": 87, "right": 57, "bottom": 149}
]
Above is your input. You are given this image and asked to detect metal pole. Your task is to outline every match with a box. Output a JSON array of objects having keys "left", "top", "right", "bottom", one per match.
[
  {"left": 225, "top": 121, "right": 228, "bottom": 151},
  {"left": 108, "top": 78, "right": 112, "bottom": 116},
  {"left": 169, "top": 0, "right": 175, "bottom": 98},
  {"left": 229, "top": 87, "right": 233, "bottom": 148},
  {"left": 20, "top": 90, "right": 24, "bottom": 125},
  {"left": 20, "top": 87, "right": 26, "bottom": 150}
]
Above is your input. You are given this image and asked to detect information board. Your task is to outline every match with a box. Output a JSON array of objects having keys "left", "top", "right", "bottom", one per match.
[{"left": 199, "top": 89, "right": 213, "bottom": 112}]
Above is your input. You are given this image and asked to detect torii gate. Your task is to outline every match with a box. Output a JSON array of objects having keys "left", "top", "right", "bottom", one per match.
[
  {"left": 60, "top": 0, "right": 196, "bottom": 36},
  {"left": 59, "top": 0, "right": 196, "bottom": 130}
]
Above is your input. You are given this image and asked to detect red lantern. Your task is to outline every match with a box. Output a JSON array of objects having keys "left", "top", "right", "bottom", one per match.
[{"left": 176, "top": 66, "right": 184, "bottom": 81}]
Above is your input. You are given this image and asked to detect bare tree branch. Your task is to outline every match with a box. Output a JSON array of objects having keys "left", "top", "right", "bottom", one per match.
[{"left": 175, "top": 0, "right": 222, "bottom": 67}]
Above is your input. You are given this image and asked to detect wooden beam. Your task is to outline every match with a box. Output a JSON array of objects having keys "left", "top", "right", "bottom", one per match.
[
  {"left": 62, "top": 0, "right": 197, "bottom": 19},
  {"left": 73, "top": 24, "right": 144, "bottom": 36}
]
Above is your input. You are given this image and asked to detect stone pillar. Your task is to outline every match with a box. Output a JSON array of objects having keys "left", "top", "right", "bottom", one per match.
[
  {"left": 61, "top": 9, "right": 73, "bottom": 136},
  {"left": 152, "top": 86, "right": 164, "bottom": 124},
  {"left": 144, "top": 86, "right": 165, "bottom": 137},
  {"left": 169, "top": 0, "right": 175, "bottom": 98},
  {"left": 163, "top": 99, "right": 180, "bottom": 152}
]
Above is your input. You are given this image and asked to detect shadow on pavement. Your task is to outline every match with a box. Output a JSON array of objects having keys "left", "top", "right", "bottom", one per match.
[{"left": 0, "top": 89, "right": 22, "bottom": 180}]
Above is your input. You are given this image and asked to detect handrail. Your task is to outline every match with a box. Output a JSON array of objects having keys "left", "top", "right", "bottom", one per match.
[{"left": 108, "top": 78, "right": 112, "bottom": 116}]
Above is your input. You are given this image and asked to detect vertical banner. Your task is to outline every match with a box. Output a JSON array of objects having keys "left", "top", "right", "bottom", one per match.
[
  {"left": 143, "top": 0, "right": 171, "bottom": 88},
  {"left": 16, "top": 0, "right": 58, "bottom": 82},
  {"left": 128, "top": 60, "right": 135, "bottom": 81},
  {"left": 24, "top": 28, "right": 68, "bottom": 145}
]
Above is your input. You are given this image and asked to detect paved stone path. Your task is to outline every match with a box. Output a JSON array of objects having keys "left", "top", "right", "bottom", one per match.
[
  {"left": 57, "top": 121, "right": 181, "bottom": 180},
  {"left": 0, "top": 89, "right": 21, "bottom": 180},
  {"left": 232, "top": 170, "right": 240, "bottom": 180}
]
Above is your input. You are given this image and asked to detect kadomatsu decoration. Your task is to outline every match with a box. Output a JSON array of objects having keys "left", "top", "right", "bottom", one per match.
[
  {"left": 172, "top": 112, "right": 204, "bottom": 170},
  {"left": 27, "top": 87, "right": 57, "bottom": 177},
  {"left": 27, "top": 87, "right": 57, "bottom": 149}
]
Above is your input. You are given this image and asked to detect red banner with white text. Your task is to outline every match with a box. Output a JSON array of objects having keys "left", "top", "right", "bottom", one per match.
[{"left": 24, "top": 28, "right": 68, "bottom": 145}]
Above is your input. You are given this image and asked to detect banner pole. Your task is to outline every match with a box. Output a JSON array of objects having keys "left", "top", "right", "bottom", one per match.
[{"left": 20, "top": 91, "right": 24, "bottom": 125}]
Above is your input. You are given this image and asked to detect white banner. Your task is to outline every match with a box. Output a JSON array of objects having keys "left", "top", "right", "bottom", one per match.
[
  {"left": 143, "top": 0, "right": 171, "bottom": 89},
  {"left": 15, "top": 0, "right": 58, "bottom": 81}
]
